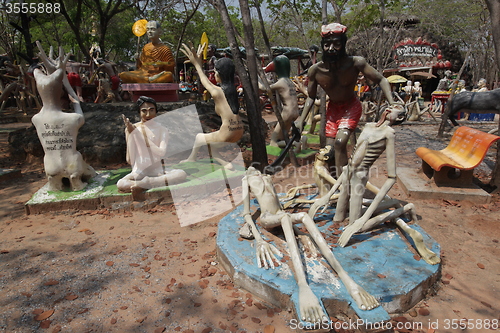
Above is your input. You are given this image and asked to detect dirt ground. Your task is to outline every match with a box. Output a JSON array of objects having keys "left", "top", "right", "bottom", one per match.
[{"left": 0, "top": 118, "right": 499, "bottom": 333}]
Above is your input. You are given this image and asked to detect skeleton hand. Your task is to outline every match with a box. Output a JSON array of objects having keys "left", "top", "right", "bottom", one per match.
[
  {"left": 338, "top": 218, "right": 366, "bottom": 247},
  {"left": 255, "top": 239, "right": 282, "bottom": 269},
  {"left": 308, "top": 193, "right": 330, "bottom": 218}
]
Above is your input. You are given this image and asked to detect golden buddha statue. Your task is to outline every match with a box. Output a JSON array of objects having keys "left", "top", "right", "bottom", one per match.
[{"left": 119, "top": 21, "right": 175, "bottom": 83}]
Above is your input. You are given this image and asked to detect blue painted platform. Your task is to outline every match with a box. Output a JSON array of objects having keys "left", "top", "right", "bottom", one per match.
[{"left": 216, "top": 201, "right": 441, "bottom": 327}]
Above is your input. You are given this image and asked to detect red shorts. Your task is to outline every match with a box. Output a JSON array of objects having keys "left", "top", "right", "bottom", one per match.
[
  {"left": 325, "top": 96, "right": 362, "bottom": 138},
  {"left": 111, "top": 75, "right": 120, "bottom": 90},
  {"left": 67, "top": 72, "right": 82, "bottom": 87}
]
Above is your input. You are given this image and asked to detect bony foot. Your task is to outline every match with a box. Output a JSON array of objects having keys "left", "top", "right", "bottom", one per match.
[
  {"left": 298, "top": 287, "right": 328, "bottom": 323},
  {"left": 350, "top": 285, "right": 379, "bottom": 311},
  {"left": 239, "top": 223, "right": 254, "bottom": 239},
  {"left": 416, "top": 244, "right": 441, "bottom": 265}
]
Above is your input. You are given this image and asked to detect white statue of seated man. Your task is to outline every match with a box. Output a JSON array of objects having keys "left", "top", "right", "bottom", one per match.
[
  {"left": 32, "top": 43, "right": 95, "bottom": 191},
  {"left": 117, "top": 96, "right": 187, "bottom": 199}
]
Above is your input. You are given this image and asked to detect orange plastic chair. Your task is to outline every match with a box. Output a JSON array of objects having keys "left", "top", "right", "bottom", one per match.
[{"left": 416, "top": 126, "right": 500, "bottom": 185}]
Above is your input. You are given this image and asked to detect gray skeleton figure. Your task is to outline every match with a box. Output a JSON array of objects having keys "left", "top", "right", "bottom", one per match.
[
  {"left": 240, "top": 167, "right": 379, "bottom": 324},
  {"left": 282, "top": 145, "right": 380, "bottom": 209},
  {"left": 310, "top": 105, "right": 440, "bottom": 265}
]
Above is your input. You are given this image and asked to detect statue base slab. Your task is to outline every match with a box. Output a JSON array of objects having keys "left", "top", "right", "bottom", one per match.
[
  {"left": 397, "top": 167, "right": 492, "bottom": 204},
  {"left": 217, "top": 201, "right": 441, "bottom": 329},
  {"left": 25, "top": 159, "right": 245, "bottom": 215},
  {"left": 122, "top": 83, "right": 179, "bottom": 102}
]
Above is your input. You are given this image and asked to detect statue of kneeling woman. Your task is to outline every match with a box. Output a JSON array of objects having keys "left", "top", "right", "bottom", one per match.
[{"left": 118, "top": 96, "right": 187, "bottom": 200}]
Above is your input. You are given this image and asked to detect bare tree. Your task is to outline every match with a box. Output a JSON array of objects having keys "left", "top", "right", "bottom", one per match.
[
  {"left": 89, "top": 0, "right": 135, "bottom": 55},
  {"left": 212, "top": 0, "right": 268, "bottom": 170},
  {"left": 329, "top": 0, "right": 349, "bottom": 23},
  {"left": 48, "top": 0, "right": 90, "bottom": 59},
  {"left": 173, "top": 0, "right": 203, "bottom": 67}
]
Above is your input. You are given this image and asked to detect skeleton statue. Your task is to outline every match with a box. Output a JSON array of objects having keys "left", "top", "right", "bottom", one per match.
[
  {"left": 310, "top": 105, "right": 440, "bottom": 265},
  {"left": 282, "top": 145, "right": 380, "bottom": 209},
  {"left": 240, "top": 167, "right": 379, "bottom": 324}
]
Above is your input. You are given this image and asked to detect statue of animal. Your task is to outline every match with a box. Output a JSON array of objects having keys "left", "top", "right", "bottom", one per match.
[
  {"left": 439, "top": 88, "right": 500, "bottom": 136},
  {"left": 446, "top": 89, "right": 500, "bottom": 126}
]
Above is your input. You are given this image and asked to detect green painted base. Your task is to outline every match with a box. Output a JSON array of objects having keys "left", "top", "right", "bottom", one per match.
[
  {"left": 265, "top": 145, "right": 317, "bottom": 166},
  {"left": 25, "top": 159, "right": 246, "bottom": 215}
]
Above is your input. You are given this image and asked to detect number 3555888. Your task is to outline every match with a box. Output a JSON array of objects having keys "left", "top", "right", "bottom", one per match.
[{"left": 5, "top": 2, "right": 61, "bottom": 14}]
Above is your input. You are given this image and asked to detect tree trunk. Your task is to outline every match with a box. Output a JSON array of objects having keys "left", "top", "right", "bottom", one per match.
[
  {"left": 322, "top": 0, "right": 328, "bottom": 25},
  {"left": 253, "top": 0, "right": 272, "bottom": 58},
  {"left": 174, "top": 0, "right": 202, "bottom": 71},
  {"left": 485, "top": 0, "right": 500, "bottom": 188},
  {"left": 215, "top": 0, "right": 267, "bottom": 170},
  {"left": 51, "top": 0, "right": 90, "bottom": 60}
]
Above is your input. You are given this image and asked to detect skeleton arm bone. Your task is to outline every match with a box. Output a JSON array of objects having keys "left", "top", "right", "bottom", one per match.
[
  {"left": 241, "top": 176, "right": 282, "bottom": 269},
  {"left": 308, "top": 167, "right": 347, "bottom": 218}
]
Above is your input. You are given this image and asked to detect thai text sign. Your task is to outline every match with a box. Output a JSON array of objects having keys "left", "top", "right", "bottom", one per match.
[{"left": 395, "top": 44, "right": 438, "bottom": 59}]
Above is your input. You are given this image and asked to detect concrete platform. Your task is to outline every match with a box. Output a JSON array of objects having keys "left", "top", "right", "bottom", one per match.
[
  {"left": 217, "top": 202, "right": 441, "bottom": 330},
  {"left": 121, "top": 83, "right": 179, "bottom": 102},
  {"left": 397, "top": 167, "right": 492, "bottom": 204},
  {"left": 25, "top": 159, "right": 245, "bottom": 215}
]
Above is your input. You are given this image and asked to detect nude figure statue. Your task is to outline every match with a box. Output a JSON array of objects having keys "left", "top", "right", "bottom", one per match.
[
  {"left": 117, "top": 96, "right": 187, "bottom": 200},
  {"left": 180, "top": 43, "right": 243, "bottom": 168},
  {"left": 309, "top": 105, "right": 440, "bottom": 265},
  {"left": 260, "top": 55, "right": 300, "bottom": 147},
  {"left": 240, "top": 167, "right": 379, "bottom": 324},
  {"left": 31, "top": 43, "right": 95, "bottom": 191}
]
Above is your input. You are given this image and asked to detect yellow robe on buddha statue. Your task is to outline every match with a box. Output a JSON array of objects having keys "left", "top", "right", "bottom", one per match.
[{"left": 120, "top": 42, "right": 175, "bottom": 83}]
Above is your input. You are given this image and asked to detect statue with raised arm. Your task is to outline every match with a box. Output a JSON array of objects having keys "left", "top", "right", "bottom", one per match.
[
  {"left": 31, "top": 43, "right": 95, "bottom": 191},
  {"left": 240, "top": 167, "right": 379, "bottom": 324},
  {"left": 180, "top": 43, "right": 243, "bottom": 168},
  {"left": 298, "top": 23, "right": 396, "bottom": 176},
  {"left": 117, "top": 96, "right": 187, "bottom": 200},
  {"left": 119, "top": 21, "right": 175, "bottom": 84},
  {"left": 310, "top": 106, "right": 440, "bottom": 265}
]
